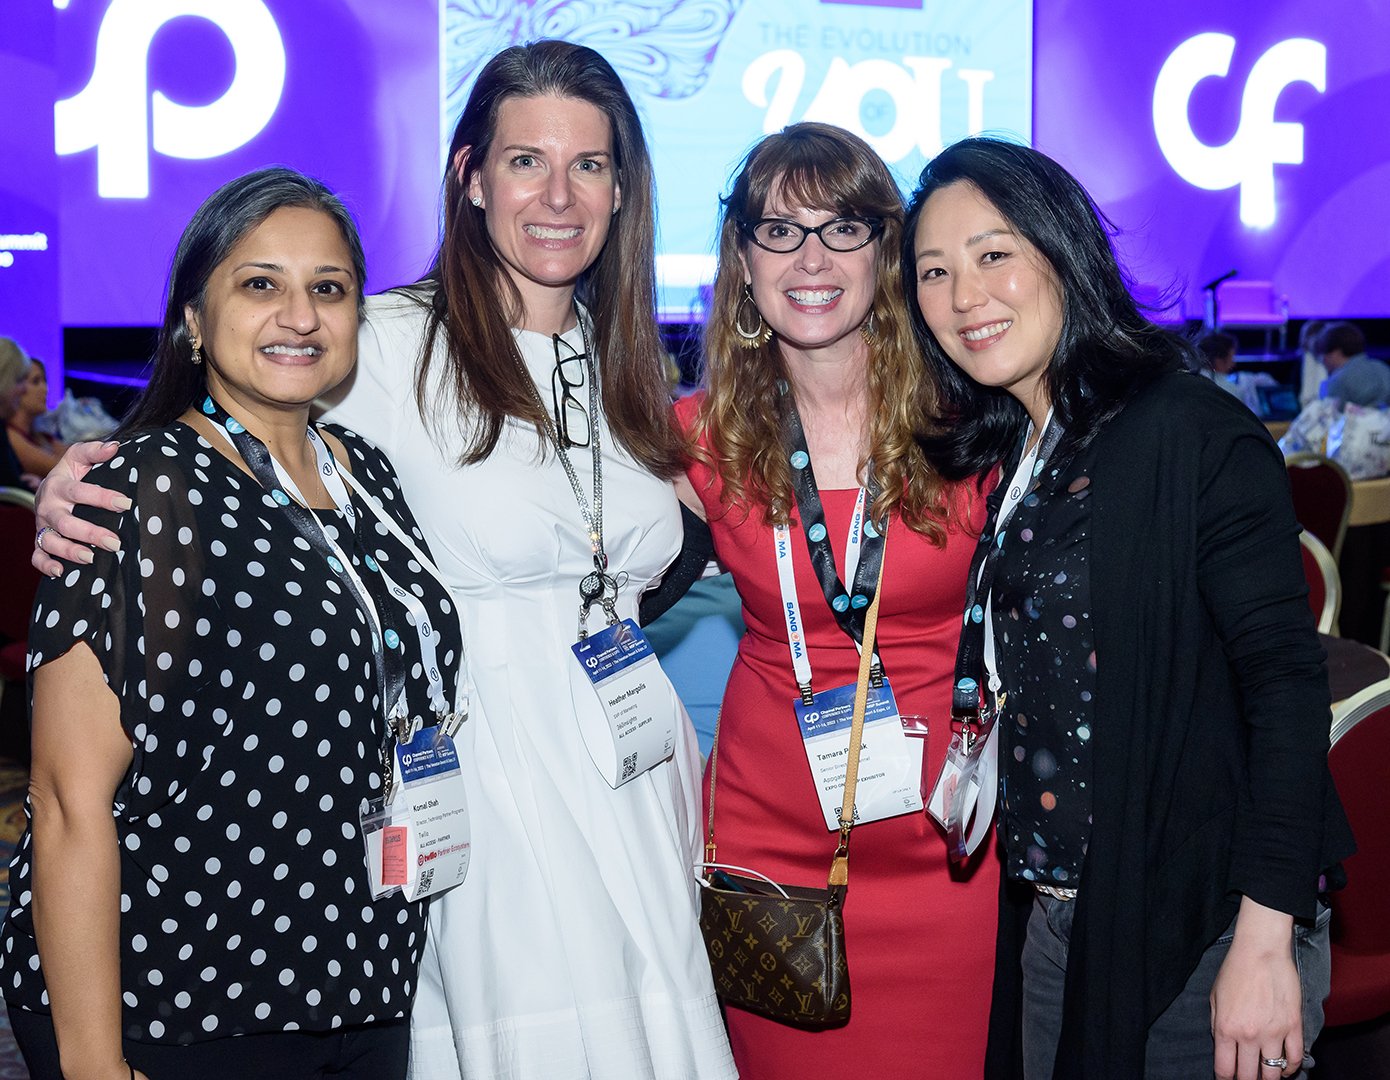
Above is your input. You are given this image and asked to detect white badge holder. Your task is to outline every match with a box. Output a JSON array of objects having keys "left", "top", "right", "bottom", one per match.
[
  {"left": 926, "top": 706, "right": 1000, "bottom": 861},
  {"left": 571, "top": 618, "right": 677, "bottom": 787},
  {"left": 796, "top": 679, "right": 924, "bottom": 831},
  {"left": 362, "top": 724, "right": 471, "bottom": 901},
  {"left": 774, "top": 495, "right": 922, "bottom": 832}
]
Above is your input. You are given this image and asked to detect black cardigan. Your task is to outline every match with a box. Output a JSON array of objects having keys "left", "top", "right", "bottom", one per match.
[{"left": 984, "top": 372, "right": 1356, "bottom": 1079}]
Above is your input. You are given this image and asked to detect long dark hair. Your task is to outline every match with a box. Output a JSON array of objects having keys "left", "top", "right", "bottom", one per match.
[
  {"left": 117, "top": 167, "right": 366, "bottom": 437},
  {"left": 902, "top": 138, "right": 1193, "bottom": 481},
  {"left": 410, "top": 39, "right": 683, "bottom": 477}
]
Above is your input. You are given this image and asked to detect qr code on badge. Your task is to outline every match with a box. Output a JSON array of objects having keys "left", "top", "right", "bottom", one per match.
[
  {"left": 418, "top": 867, "right": 434, "bottom": 893},
  {"left": 622, "top": 752, "right": 638, "bottom": 780}
]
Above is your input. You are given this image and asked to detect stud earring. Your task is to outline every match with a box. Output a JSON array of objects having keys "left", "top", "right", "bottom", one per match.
[
  {"left": 471, "top": 195, "right": 482, "bottom": 207},
  {"left": 734, "top": 284, "right": 773, "bottom": 349},
  {"left": 190, "top": 342, "right": 203, "bottom": 365}
]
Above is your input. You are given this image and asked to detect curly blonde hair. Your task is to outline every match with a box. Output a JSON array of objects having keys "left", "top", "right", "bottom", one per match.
[{"left": 691, "top": 123, "right": 954, "bottom": 543}]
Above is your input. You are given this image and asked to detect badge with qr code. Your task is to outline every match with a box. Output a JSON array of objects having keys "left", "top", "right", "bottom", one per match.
[{"left": 571, "top": 619, "right": 677, "bottom": 789}]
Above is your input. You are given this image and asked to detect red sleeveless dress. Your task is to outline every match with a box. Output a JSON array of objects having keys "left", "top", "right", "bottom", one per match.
[{"left": 677, "top": 394, "right": 1000, "bottom": 1078}]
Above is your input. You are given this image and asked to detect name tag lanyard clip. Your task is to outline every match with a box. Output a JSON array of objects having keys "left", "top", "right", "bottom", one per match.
[
  {"left": 776, "top": 400, "right": 887, "bottom": 700},
  {"left": 940, "top": 412, "right": 1062, "bottom": 860},
  {"left": 203, "top": 396, "right": 469, "bottom": 804}
]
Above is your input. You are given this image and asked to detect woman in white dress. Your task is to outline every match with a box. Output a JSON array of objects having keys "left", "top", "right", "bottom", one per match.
[{"left": 30, "top": 41, "right": 734, "bottom": 1080}]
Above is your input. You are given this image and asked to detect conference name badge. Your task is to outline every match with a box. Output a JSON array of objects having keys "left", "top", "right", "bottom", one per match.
[
  {"left": 795, "top": 679, "right": 924, "bottom": 831},
  {"left": 571, "top": 619, "right": 677, "bottom": 788},
  {"left": 361, "top": 725, "right": 471, "bottom": 901}
]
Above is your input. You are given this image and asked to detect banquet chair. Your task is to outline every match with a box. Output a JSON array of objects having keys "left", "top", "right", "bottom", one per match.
[
  {"left": 1323, "top": 679, "right": 1390, "bottom": 1028},
  {"left": 1300, "top": 531, "right": 1340, "bottom": 634},
  {"left": 0, "top": 487, "right": 41, "bottom": 711},
  {"left": 1286, "top": 453, "right": 1353, "bottom": 563}
]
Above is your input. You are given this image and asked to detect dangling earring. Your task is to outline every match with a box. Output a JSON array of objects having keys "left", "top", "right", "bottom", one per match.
[
  {"left": 190, "top": 341, "right": 203, "bottom": 365},
  {"left": 860, "top": 312, "right": 879, "bottom": 348},
  {"left": 471, "top": 195, "right": 482, "bottom": 207},
  {"left": 734, "top": 284, "right": 773, "bottom": 349}
]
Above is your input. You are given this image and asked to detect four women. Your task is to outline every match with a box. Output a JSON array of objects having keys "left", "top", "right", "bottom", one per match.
[{"left": 22, "top": 41, "right": 1350, "bottom": 1080}]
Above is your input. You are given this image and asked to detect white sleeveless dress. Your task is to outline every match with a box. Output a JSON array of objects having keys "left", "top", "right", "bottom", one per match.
[{"left": 324, "top": 293, "right": 734, "bottom": 1080}]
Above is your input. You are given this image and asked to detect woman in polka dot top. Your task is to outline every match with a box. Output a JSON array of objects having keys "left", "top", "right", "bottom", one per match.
[{"left": 2, "top": 170, "right": 461, "bottom": 1079}]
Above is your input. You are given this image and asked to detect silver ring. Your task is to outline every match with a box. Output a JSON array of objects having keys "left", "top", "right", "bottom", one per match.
[
  {"left": 35, "top": 526, "right": 56, "bottom": 552},
  {"left": 1261, "top": 1057, "right": 1288, "bottom": 1070}
]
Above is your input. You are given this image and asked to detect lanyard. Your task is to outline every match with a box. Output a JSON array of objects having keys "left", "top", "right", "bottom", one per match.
[
  {"left": 776, "top": 400, "right": 886, "bottom": 704},
  {"left": 952, "top": 413, "right": 1064, "bottom": 739},
  {"left": 520, "top": 306, "right": 616, "bottom": 639},
  {"left": 200, "top": 396, "right": 463, "bottom": 743}
]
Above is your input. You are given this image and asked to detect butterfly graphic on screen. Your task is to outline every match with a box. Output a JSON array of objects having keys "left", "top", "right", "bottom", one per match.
[{"left": 444, "top": 0, "right": 744, "bottom": 127}]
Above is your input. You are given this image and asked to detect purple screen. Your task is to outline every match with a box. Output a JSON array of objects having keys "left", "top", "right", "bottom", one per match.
[
  {"left": 1034, "top": 0, "right": 1390, "bottom": 319},
  {"left": 0, "top": 2, "right": 61, "bottom": 384},
  {"left": 54, "top": 0, "right": 441, "bottom": 328}
]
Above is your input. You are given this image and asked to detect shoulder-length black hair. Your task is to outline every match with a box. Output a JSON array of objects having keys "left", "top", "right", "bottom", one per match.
[
  {"left": 411, "top": 39, "right": 683, "bottom": 477},
  {"left": 117, "top": 167, "right": 366, "bottom": 437},
  {"left": 902, "top": 137, "right": 1194, "bottom": 481}
]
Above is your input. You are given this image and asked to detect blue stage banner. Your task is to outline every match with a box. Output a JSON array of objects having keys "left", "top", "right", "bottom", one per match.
[{"left": 443, "top": 0, "right": 1033, "bottom": 318}]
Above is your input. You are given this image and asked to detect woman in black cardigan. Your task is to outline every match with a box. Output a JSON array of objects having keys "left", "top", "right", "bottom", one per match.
[{"left": 903, "top": 138, "right": 1354, "bottom": 1080}]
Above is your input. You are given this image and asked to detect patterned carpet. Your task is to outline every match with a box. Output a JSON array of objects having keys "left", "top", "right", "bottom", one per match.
[{"left": 0, "top": 762, "right": 31, "bottom": 1078}]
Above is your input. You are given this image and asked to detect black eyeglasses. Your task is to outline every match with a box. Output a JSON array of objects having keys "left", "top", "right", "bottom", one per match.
[
  {"left": 551, "top": 334, "right": 591, "bottom": 449},
  {"left": 740, "top": 216, "right": 884, "bottom": 253}
]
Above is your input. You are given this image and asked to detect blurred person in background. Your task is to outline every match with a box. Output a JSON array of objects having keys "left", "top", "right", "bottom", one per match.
[
  {"left": 7, "top": 358, "right": 68, "bottom": 479},
  {"left": 1297, "top": 321, "right": 1327, "bottom": 409},
  {"left": 1196, "top": 332, "right": 1276, "bottom": 415},
  {"left": 0, "top": 338, "right": 33, "bottom": 489},
  {"left": 1317, "top": 321, "right": 1390, "bottom": 407}
]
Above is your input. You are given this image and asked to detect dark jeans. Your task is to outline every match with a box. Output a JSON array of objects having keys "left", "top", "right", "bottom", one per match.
[
  {"left": 1020, "top": 893, "right": 1332, "bottom": 1080},
  {"left": 8, "top": 1005, "right": 409, "bottom": 1080}
]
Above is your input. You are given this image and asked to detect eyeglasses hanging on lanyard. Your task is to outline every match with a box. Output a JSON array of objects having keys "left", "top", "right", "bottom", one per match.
[{"left": 523, "top": 302, "right": 617, "bottom": 638}]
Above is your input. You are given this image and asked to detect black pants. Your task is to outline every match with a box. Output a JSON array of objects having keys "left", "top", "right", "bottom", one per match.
[{"left": 8, "top": 1006, "right": 409, "bottom": 1080}]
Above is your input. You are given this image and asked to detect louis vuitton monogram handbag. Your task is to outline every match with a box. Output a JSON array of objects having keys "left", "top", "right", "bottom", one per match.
[{"left": 696, "top": 561, "right": 885, "bottom": 1031}]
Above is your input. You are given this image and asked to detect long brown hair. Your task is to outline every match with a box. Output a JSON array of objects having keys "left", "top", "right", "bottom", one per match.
[
  {"left": 692, "top": 123, "right": 953, "bottom": 542},
  {"left": 408, "top": 40, "right": 683, "bottom": 477}
]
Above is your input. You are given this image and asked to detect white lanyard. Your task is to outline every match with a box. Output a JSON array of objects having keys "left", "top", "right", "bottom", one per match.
[
  {"left": 980, "top": 410, "right": 1053, "bottom": 694},
  {"left": 774, "top": 487, "right": 871, "bottom": 691},
  {"left": 213, "top": 424, "right": 468, "bottom": 728}
]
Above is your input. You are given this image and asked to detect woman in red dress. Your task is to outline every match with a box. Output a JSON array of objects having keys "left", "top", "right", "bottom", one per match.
[{"left": 673, "top": 123, "right": 1000, "bottom": 1078}]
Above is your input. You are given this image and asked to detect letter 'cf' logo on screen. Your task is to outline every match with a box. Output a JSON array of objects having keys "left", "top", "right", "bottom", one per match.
[
  {"left": 56, "top": 0, "right": 286, "bottom": 198},
  {"left": 1153, "top": 33, "right": 1325, "bottom": 228}
]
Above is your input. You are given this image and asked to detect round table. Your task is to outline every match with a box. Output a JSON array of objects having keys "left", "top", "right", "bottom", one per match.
[{"left": 1349, "top": 476, "right": 1390, "bottom": 527}]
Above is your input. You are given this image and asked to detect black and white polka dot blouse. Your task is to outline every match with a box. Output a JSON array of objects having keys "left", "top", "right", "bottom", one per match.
[{"left": 1, "top": 421, "right": 462, "bottom": 1045}]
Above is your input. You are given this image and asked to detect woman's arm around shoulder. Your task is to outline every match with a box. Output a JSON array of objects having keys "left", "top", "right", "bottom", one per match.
[{"left": 317, "top": 291, "right": 431, "bottom": 456}]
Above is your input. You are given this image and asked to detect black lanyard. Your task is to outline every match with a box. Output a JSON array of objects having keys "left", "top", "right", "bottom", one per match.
[
  {"left": 197, "top": 396, "right": 410, "bottom": 740},
  {"left": 951, "top": 418, "right": 1066, "bottom": 726},
  {"left": 784, "top": 398, "right": 886, "bottom": 699}
]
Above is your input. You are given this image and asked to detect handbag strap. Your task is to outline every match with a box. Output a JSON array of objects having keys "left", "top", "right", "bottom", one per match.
[
  {"left": 703, "top": 532, "right": 888, "bottom": 888},
  {"left": 828, "top": 551, "right": 886, "bottom": 889}
]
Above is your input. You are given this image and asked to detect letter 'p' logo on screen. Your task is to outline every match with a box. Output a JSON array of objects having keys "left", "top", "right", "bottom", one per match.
[
  {"left": 1152, "top": 33, "right": 1325, "bottom": 228},
  {"left": 56, "top": 0, "right": 286, "bottom": 198}
]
